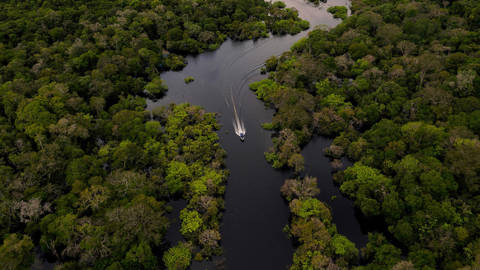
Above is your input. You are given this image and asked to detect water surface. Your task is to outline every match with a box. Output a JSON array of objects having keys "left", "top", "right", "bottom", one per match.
[{"left": 148, "top": 1, "right": 366, "bottom": 269}]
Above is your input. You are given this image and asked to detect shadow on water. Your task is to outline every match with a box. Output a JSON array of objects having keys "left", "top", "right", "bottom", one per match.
[
  {"left": 301, "top": 137, "right": 368, "bottom": 247},
  {"left": 147, "top": 0, "right": 363, "bottom": 269},
  {"left": 31, "top": 248, "right": 55, "bottom": 270}
]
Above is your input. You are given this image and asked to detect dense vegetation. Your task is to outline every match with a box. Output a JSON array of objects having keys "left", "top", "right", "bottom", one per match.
[
  {"left": 328, "top": 6, "right": 349, "bottom": 20},
  {"left": 281, "top": 176, "right": 358, "bottom": 269},
  {"left": 0, "top": 0, "right": 311, "bottom": 269},
  {"left": 253, "top": 0, "right": 480, "bottom": 269}
]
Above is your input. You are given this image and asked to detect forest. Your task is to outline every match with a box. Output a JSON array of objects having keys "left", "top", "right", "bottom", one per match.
[
  {"left": 3, "top": 0, "right": 480, "bottom": 269},
  {"left": 0, "top": 0, "right": 309, "bottom": 269},
  {"left": 252, "top": 0, "right": 480, "bottom": 269}
]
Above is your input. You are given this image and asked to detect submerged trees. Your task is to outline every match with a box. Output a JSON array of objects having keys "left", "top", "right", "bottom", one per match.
[
  {"left": 0, "top": 0, "right": 287, "bottom": 266},
  {"left": 255, "top": 0, "right": 480, "bottom": 268},
  {"left": 0, "top": 0, "right": 316, "bottom": 267},
  {"left": 282, "top": 176, "right": 358, "bottom": 269}
]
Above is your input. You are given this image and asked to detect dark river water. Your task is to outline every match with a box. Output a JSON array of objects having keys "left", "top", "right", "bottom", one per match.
[
  {"left": 147, "top": 0, "right": 367, "bottom": 269},
  {"left": 31, "top": 1, "right": 365, "bottom": 269}
]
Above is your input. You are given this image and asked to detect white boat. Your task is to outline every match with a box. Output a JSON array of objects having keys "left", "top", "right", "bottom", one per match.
[{"left": 231, "top": 93, "right": 246, "bottom": 142}]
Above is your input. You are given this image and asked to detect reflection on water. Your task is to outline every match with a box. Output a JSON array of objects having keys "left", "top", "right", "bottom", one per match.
[{"left": 148, "top": 1, "right": 366, "bottom": 269}]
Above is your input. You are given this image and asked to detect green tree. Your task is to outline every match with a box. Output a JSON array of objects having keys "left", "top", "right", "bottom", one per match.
[
  {"left": 332, "top": 234, "right": 358, "bottom": 261},
  {"left": 163, "top": 242, "right": 191, "bottom": 270},
  {"left": 124, "top": 242, "right": 157, "bottom": 269},
  {"left": 0, "top": 234, "right": 34, "bottom": 270},
  {"left": 144, "top": 78, "right": 168, "bottom": 98},
  {"left": 165, "top": 161, "right": 191, "bottom": 194},
  {"left": 179, "top": 209, "right": 203, "bottom": 236}
]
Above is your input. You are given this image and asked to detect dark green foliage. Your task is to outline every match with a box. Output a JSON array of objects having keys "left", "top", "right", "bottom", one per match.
[
  {"left": 0, "top": 0, "right": 313, "bottom": 267},
  {"left": 328, "top": 6, "right": 348, "bottom": 20},
  {"left": 257, "top": 0, "right": 480, "bottom": 268},
  {"left": 0, "top": 0, "right": 307, "bottom": 267},
  {"left": 0, "top": 234, "right": 34, "bottom": 270}
]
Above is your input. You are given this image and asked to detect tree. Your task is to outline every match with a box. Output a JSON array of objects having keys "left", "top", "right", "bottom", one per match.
[
  {"left": 281, "top": 176, "right": 320, "bottom": 201},
  {"left": 456, "top": 69, "right": 477, "bottom": 97},
  {"left": 144, "top": 78, "right": 168, "bottom": 98},
  {"left": 341, "top": 163, "right": 393, "bottom": 216},
  {"left": 112, "top": 140, "right": 144, "bottom": 169},
  {"left": 362, "top": 233, "right": 402, "bottom": 269},
  {"left": 124, "top": 242, "right": 157, "bottom": 270},
  {"left": 179, "top": 209, "right": 203, "bottom": 236},
  {"left": 331, "top": 234, "right": 358, "bottom": 261},
  {"left": 416, "top": 53, "right": 441, "bottom": 88},
  {"left": 107, "top": 195, "right": 168, "bottom": 246},
  {"left": 397, "top": 40, "right": 416, "bottom": 56},
  {"left": 0, "top": 234, "right": 34, "bottom": 270},
  {"left": 446, "top": 138, "right": 480, "bottom": 189},
  {"left": 199, "top": 229, "right": 221, "bottom": 255},
  {"left": 400, "top": 121, "right": 446, "bottom": 154},
  {"left": 289, "top": 198, "right": 331, "bottom": 221},
  {"left": 165, "top": 161, "right": 191, "bottom": 195},
  {"left": 163, "top": 242, "right": 191, "bottom": 270},
  {"left": 14, "top": 198, "right": 51, "bottom": 223},
  {"left": 327, "top": 6, "right": 348, "bottom": 20},
  {"left": 77, "top": 185, "right": 109, "bottom": 211}
]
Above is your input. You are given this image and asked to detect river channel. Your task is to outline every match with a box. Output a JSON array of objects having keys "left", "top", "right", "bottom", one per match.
[{"left": 147, "top": 0, "right": 367, "bottom": 269}]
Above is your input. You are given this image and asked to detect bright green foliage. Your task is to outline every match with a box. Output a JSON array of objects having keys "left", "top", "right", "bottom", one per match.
[
  {"left": 0, "top": 100, "right": 225, "bottom": 267},
  {"left": 180, "top": 209, "right": 203, "bottom": 236},
  {"left": 163, "top": 242, "right": 192, "bottom": 270},
  {"left": 341, "top": 164, "right": 392, "bottom": 216},
  {"left": 0, "top": 234, "right": 34, "bottom": 270},
  {"left": 184, "top": 76, "right": 195, "bottom": 84},
  {"left": 250, "top": 79, "right": 282, "bottom": 102},
  {"left": 290, "top": 198, "right": 331, "bottom": 220},
  {"left": 165, "top": 161, "right": 191, "bottom": 194},
  {"left": 190, "top": 180, "right": 208, "bottom": 195}
]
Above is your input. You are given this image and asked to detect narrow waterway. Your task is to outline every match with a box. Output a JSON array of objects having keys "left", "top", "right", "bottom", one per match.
[{"left": 148, "top": 0, "right": 367, "bottom": 269}]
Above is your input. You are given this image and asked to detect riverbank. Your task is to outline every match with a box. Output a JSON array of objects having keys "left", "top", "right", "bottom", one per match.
[{"left": 148, "top": 0, "right": 363, "bottom": 269}]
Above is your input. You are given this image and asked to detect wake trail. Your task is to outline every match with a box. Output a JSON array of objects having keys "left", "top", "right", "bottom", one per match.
[
  {"left": 231, "top": 91, "right": 246, "bottom": 139},
  {"left": 237, "top": 63, "right": 264, "bottom": 113},
  {"left": 226, "top": 38, "right": 270, "bottom": 68}
]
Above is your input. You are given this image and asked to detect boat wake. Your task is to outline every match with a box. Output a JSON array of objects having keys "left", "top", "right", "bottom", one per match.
[{"left": 229, "top": 92, "right": 246, "bottom": 141}]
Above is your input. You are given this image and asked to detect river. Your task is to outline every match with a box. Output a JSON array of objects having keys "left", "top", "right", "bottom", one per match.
[{"left": 147, "top": 0, "right": 367, "bottom": 269}]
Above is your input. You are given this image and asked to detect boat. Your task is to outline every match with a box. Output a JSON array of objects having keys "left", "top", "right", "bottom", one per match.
[{"left": 231, "top": 92, "right": 246, "bottom": 142}]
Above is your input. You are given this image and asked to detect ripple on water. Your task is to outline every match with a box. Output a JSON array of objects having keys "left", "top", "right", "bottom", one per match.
[{"left": 148, "top": 1, "right": 365, "bottom": 269}]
